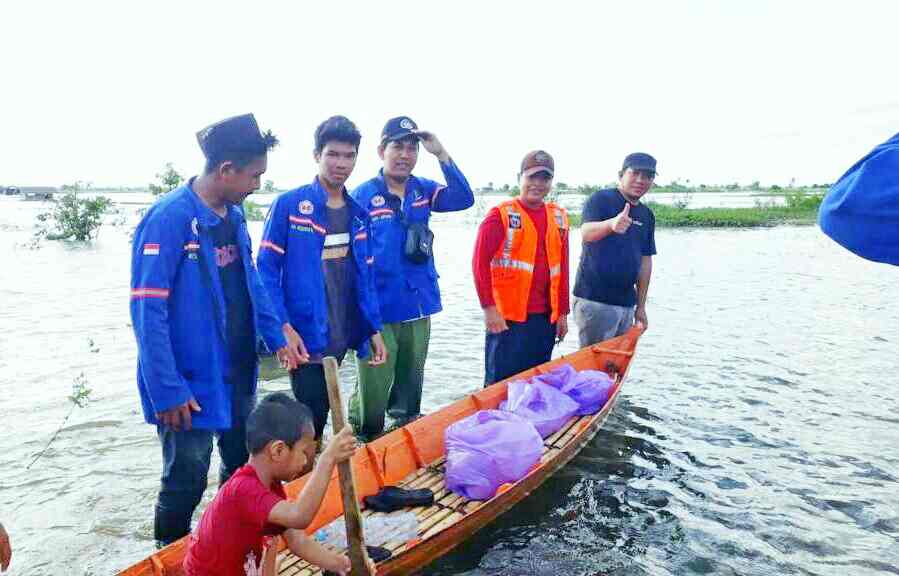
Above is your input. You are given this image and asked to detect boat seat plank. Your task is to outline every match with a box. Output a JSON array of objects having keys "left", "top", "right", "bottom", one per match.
[
  {"left": 544, "top": 416, "right": 579, "bottom": 445},
  {"left": 421, "top": 511, "right": 466, "bottom": 541},
  {"left": 552, "top": 417, "right": 587, "bottom": 449}
]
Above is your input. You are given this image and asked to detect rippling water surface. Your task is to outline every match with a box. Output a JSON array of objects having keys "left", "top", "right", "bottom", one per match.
[{"left": 0, "top": 195, "right": 897, "bottom": 575}]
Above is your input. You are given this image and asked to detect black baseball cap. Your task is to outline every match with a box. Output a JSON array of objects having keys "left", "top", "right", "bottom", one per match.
[
  {"left": 622, "top": 152, "right": 657, "bottom": 173},
  {"left": 381, "top": 116, "right": 419, "bottom": 144},
  {"left": 196, "top": 113, "right": 272, "bottom": 164}
]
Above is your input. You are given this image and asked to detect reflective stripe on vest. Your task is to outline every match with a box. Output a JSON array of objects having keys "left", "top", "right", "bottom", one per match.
[
  {"left": 490, "top": 257, "right": 535, "bottom": 272},
  {"left": 489, "top": 199, "right": 567, "bottom": 323}
]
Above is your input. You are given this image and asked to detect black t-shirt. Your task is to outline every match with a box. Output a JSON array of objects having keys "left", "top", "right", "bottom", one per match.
[
  {"left": 320, "top": 204, "right": 356, "bottom": 360},
  {"left": 573, "top": 188, "right": 657, "bottom": 307},
  {"left": 209, "top": 214, "right": 256, "bottom": 370}
]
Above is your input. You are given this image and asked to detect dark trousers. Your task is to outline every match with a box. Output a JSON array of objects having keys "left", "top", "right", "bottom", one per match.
[
  {"left": 289, "top": 358, "right": 342, "bottom": 440},
  {"left": 484, "top": 313, "right": 557, "bottom": 386},
  {"left": 153, "top": 367, "right": 256, "bottom": 546}
]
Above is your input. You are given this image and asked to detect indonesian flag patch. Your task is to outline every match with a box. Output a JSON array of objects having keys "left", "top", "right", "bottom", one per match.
[{"left": 143, "top": 243, "right": 160, "bottom": 256}]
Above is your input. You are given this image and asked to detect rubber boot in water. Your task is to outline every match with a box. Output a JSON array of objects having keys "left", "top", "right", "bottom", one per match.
[{"left": 154, "top": 503, "right": 192, "bottom": 548}]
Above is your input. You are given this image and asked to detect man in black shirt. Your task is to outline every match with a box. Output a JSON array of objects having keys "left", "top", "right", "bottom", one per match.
[{"left": 573, "top": 153, "right": 657, "bottom": 346}]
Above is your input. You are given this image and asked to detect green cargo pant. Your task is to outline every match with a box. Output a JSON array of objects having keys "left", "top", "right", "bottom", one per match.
[{"left": 348, "top": 317, "right": 430, "bottom": 439}]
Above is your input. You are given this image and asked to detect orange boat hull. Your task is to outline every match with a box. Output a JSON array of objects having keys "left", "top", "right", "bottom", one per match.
[{"left": 118, "top": 326, "right": 642, "bottom": 575}]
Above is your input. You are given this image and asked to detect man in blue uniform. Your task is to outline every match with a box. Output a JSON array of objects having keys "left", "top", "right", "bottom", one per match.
[
  {"left": 350, "top": 116, "right": 474, "bottom": 438},
  {"left": 130, "top": 113, "right": 303, "bottom": 545},
  {"left": 819, "top": 132, "right": 899, "bottom": 266},
  {"left": 573, "top": 153, "right": 657, "bottom": 346},
  {"left": 258, "top": 116, "right": 387, "bottom": 440}
]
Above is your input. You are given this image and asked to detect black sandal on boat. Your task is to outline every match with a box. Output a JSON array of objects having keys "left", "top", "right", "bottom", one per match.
[{"left": 363, "top": 486, "right": 435, "bottom": 512}]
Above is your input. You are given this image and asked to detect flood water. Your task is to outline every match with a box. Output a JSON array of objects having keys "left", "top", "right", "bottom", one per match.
[{"left": 0, "top": 193, "right": 897, "bottom": 575}]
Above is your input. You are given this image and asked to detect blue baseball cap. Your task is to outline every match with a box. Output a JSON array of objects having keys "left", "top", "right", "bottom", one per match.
[
  {"left": 622, "top": 152, "right": 657, "bottom": 173},
  {"left": 381, "top": 116, "right": 419, "bottom": 144}
]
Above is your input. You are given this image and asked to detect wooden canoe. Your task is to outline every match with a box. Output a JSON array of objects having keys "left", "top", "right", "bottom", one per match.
[{"left": 118, "top": 326, "right": 642, "bottom": 576}]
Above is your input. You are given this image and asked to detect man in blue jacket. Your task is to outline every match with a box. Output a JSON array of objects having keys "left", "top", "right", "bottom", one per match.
[
  {"left": 819, "top": 131, "right": 899, "bottom": 266},
  {"left": 350, "top": 116, "right": 474, "bottom": 438},
  {"left": 130, "top": 113, "right": 303, "bottom": 545},
  {"left": 258, "top": 116, "right": 387, "bottom": 440}
]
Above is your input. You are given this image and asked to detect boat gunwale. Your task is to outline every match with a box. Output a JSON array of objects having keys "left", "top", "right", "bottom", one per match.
[
  {"left": 117, "top": 327, "right": 642, "bottom": 576},
  {"left": 373, "top": 385, "right": 624, "bottom": 575}
]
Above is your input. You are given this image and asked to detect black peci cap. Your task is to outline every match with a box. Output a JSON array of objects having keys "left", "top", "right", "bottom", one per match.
[{"left": 196, "top": 113, "right": 270, "bottom": 164}]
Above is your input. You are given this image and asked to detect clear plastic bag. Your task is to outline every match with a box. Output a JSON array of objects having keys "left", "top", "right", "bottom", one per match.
[
  {"left": 500, "top": 379, "right": 580, "bottom": 437},
  {"left": 313, "top": 510, "right": 419, "bottom": 548},
  {"left": 444, "top": 410, "right": 543, "bottom": 500}
]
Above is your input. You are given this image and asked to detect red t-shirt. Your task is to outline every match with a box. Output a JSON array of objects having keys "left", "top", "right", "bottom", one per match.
[
  {"left": 183, "top": 464, "right": 287, "bottom": 576},
  {"left": 472, "top": 203, "right": 570, "bottom": 316}
]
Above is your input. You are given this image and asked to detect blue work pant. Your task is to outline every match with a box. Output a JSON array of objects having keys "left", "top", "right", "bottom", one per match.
[
  {"left": 153, "top": 368, "right": 256, "bottom": 545},
  {"left": 484, "top": 313, "right": 557, "bottom": 386}
]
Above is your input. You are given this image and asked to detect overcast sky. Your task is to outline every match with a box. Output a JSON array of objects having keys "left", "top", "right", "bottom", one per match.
[{"left": 2, "top": 0, "right": 897, "bottom": 189}]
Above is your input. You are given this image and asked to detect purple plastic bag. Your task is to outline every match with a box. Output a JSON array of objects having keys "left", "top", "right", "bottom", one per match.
[
  {"left": 500, "top": 380, "right": 579, "bottom": 437},
  {"left": 532, "top": 364, "right": 577, "bottom": 388},
  {"left": 534, "top": 365, "right": 615, "bottom": 416},
  {"left": 565, "top": 370, "right": 615, "bottom": 415},
  {"left": 445, "top": 410, "right": 543, "bottom": 500}
]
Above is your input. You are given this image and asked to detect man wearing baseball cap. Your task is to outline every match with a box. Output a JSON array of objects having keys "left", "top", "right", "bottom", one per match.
[
  {"left": 350, "top": 116, "right": 474, "bottom": 438},
  {"left": 472, "top": 150, "right": 570, "bottom": 385},
  {"left": 130, "top": 113, "right": 304, "bottom": 545},
  {"left": 573, "top": 152, "right": 658, "bottom": 346}
]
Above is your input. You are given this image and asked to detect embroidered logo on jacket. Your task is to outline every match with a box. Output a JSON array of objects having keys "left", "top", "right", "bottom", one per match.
[
  {"left": 299, "top": 200, "right": 314, "bottom": 215},
  {"left": 143, "top": 243, "right": 160, "bottom": 256},
  {"left": 371, "top": 195, "right": 386, "bottom": 207},
  {"left": 508, "top": 213, "right": 521, "bottom": 229},
  {"left": 191, "top": 217, "right": 199, "bottom": 236}
]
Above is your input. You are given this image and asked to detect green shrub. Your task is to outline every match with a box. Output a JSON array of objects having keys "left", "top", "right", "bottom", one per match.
[
  {"left": 149, "top": 162, "right": 184, "bottom": 196},
  {"left": 242, "top": 199, "right": 266, "bottom": 221},
  {"left": 784, "top": 191, "right": 824, "bottom": 210},
  {"left": 35, "top": 193, "right": 113, "bottom": 241}
]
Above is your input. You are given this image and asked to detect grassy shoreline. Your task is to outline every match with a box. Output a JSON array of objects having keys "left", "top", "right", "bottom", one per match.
[
  {"left": 644, "top": 203, "right": 818, "bottom": 228},
  {"left": 568, "top": 198, "right": 822, "bottom": 228}
]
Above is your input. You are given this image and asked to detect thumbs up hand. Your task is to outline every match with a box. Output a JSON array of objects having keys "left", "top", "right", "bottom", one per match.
[{"left": 610, "top": 203, "right": 633, "bottom": 234}]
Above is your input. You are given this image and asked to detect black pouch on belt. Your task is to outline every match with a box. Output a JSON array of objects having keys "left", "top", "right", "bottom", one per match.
[{"left": 403, "top": 221, "right": 434, "bottom": 264}]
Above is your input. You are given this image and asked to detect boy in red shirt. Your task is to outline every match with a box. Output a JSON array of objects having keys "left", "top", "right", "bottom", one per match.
[{"left": 183, "top": 393, "right": 357, "bottom": 576}]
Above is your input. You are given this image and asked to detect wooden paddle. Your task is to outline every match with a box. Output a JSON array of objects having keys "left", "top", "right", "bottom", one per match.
[{"left": 323, "top": 356, "right": 372, "bottom": 575}]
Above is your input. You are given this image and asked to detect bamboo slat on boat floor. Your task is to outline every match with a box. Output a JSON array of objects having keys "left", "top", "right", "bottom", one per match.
[{"left": 277, "top": 415, "right": 588, "bottom": 575}]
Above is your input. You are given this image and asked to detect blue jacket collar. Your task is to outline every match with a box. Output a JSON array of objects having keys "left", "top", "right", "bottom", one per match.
[
  {"left": 313, "top": 176, "right": 368, "bottom": 220},
  {"left": 376, "top": 168, "right": 420, "bottom": 197},
  {"left": 185, "top": 177, "right": 240, "bottom": 229}
]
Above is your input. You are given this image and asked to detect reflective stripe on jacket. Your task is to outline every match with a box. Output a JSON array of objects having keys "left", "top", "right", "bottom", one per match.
[
  {"left": 129, "top": 182, "right": 287, "bottom": 429},
  {"left": 257, "top": 177, "right": 382, "bottom": 356},
  {"left": 491, "top": 199, "right": 568, "bottom": 323},
  {"left": 352, "top": 160, "right": 474, "bottom": 323}
]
